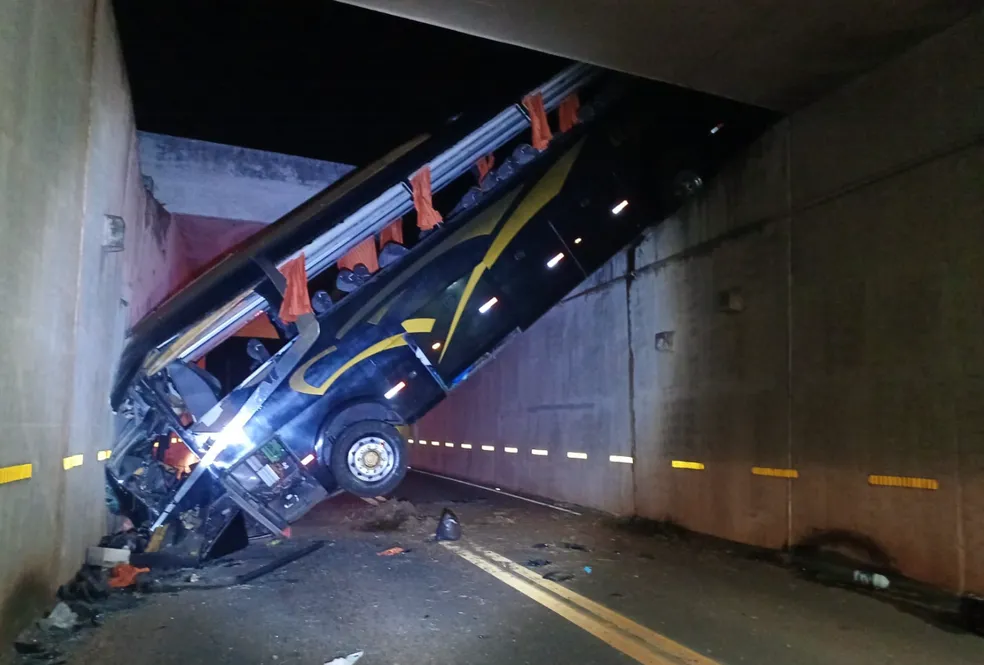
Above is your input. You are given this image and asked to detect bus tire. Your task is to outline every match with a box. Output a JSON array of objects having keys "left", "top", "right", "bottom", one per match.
[{"left": 328, "top": 420, "right": 407, "bottom": 497}]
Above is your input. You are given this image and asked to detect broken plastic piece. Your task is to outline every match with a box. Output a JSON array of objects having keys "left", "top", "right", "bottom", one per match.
[
  {"left": 522, "top": 92, "right": 552, "bottom": 151},
  {"left": 325, "top": 652, "right": 364, "bottom": 665},
  {"left": 377, "top": 547, "right": 406, "bottom": 557},
  {"left": 278, "top": 253, "right": 314, "bottom": 323},
  {"left": 108, "top": 563, "right": 151, "bottom": 589},
  {"left": 436, "top": 508, "right": 461, "bottom": 541},
  {"left": 558, "top": 93, "right": 581, "bottom": 132},
  {"left": 411, "top": 166, "right": 443, "bottom": 231}
]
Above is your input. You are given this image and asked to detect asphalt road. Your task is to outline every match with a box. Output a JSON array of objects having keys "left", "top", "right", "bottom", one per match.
[{"left": 58, "top": 471, "right": 982, "bottom": 665}]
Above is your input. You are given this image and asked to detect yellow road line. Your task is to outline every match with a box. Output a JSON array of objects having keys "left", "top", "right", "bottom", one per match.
[
  {"left": 751, "top": 467, "right": 798, "bottom": 479},
  {"left": 63, "top": 454, "right": 84, "bottom": 470},
  {"left": 868, "top": 474, "right": 938, "bottom": 490},
  {"left": 444, "top": 543, "right": 717, "bottom": 665},
  {"left": 671, "top": 460, "right": 704, "bottom": 470},
  {"left": 0, "top": 463, "right": 32, "bottom": 485}
]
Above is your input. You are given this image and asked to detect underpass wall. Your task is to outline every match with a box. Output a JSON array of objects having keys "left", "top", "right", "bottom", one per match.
[
  {"left": 0, "top": 0, "right": 176, "bottom": 645},
  {"left": 412, "top": 10, "right": 984, "bottom": 593}
]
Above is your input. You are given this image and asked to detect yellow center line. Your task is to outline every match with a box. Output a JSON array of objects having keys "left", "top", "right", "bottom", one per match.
[{"left": 443, "top": 542, "right": 718, "bottom": 665}]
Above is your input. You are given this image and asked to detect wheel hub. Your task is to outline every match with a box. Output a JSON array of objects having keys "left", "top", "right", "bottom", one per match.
[{"left": 346, "top": 435, "right": 395, "bottom": 483}]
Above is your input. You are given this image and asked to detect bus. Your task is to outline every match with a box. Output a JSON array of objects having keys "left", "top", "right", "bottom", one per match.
[{"left": 107, "top": 65, "right": 773, "bottom": 558}]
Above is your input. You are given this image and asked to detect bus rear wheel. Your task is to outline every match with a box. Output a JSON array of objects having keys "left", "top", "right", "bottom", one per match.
[{"left": 328, "top": 420, "right": 407, "bottom": 497}]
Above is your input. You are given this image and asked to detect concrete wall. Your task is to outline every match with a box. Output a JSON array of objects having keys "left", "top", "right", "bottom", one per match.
[
  {"left": 0, "top": 0, "right": 172, "bottom": 643},
  {"left": 138, "top": 132, "right": 354, "bottom": 223},
  {"left": 412, "top": 10, "right": 984, "bottom": 594}
]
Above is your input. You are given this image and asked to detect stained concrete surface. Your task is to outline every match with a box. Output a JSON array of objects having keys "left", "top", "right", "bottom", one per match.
[
  {"left": 50, "top": 473, "right": 982, "bottom": 665},
  {"left": 412, "top": 8, "right": 984, "bottom": 593}
]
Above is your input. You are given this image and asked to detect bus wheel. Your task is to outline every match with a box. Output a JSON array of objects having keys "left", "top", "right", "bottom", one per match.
[{"left": 329, "top": 420, "right": 407, "bottom": 497}]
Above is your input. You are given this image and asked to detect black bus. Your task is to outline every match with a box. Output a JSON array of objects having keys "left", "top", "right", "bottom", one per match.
[{"left": 107, "top": 65, "right": 772, "bottom": 558}]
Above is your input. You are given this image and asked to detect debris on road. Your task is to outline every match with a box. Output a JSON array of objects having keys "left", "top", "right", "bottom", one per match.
[
  {"left": 38, "top": 602, "right": 78, "bottom": 631},
  {"left": 325, "top": 650, "right": 364, "bottom": 665},
  {"left": 525, "top": 559, "right": 551, "bottom": 568},
  {"left": 108, "top": 563, "right": 151, "bottom": 588},
  {"left": 543, "top": 571, "right": 575, "bottom": 582},
  {"left": 377, "top": 547, "right": 407, "bottom": 557},
  {"left": 86, "top": 546, "right": 131, "bottom": 568},
  {"left": 360, "top": 500, "right": 418, "bottom": 531},
  {"left": 583, "top": 566, "right": 593, "bottom": 574},
  {"left": 436, "top": 508, "right": 461, "bottom": 541}
]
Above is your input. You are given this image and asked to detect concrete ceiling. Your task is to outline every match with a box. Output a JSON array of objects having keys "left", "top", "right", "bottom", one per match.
[{"left": 339, "top": 0, "right": 978, "bottom": 110}]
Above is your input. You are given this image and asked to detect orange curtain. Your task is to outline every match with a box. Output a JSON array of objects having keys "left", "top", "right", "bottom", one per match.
[
  {"left": 558, "top": 93, "right": 580, "bottom": 133},
  {"left": 337, "top": 236, "right": 380, "bottom": 274},
  {"left": 411, "top": 166, "right": 443, "bottom": 230},
  {"left": 278, "top": 253, "right": 314, "bottom": 323},
  {"left": 522, "top": 92, "right": 552, "bottom": 151},
  {"left": 379, "top": 218, "right": 404, "bottom": 246},
  {"left": 475, "top": 154, "right": 495, "bottom": 184}
]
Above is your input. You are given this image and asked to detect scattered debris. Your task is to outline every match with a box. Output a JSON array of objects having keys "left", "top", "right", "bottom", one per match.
[
  {"left": 377, "top": 547, "right": 407, "bottom": 557},
  {"left": 543, "top": 571, "right": 574, "bottom": 583},
  {"left": 58, "top": 567, "right": 110, "bottom": 603},
  {"left": 436, "top": 508, "right": 461, "bottom": 541},
  {"left": 38, "top": 602, "right": 78, "bottom": 631},
  {"left": 361, "top": 500, "right": 418, "bottom": 532},
  {"left": 86, "top": 546, "right": 131, "bottom": 568},
  {"left": 525, "top": 559, "right": 551, "bottom": 568},
  {"left": 325, "top": 650, "right": 364, "bottom": 665},
  {"left": 108, "top": 563, "right": 151, "bottom": 589},
  {"left": 99, "top": 527, "right": 147, "bottom": 552},
  {"left": 562, "top": 542, "right": 589, "bottom": 552},
  {"left": 583, "top": 566, "right": 593, "bottom": 574}
]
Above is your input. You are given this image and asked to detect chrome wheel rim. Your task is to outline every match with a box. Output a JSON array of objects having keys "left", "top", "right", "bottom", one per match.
[{"left": 346, "top": 435, "right": 395, "bottom": 483}]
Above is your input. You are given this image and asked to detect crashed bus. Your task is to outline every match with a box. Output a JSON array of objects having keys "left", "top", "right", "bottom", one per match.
[{"left": 107, "top": 65, "right": 771, "bottom": 558}]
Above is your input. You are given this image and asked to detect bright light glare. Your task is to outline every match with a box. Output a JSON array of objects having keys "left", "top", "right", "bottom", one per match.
[
  {"left": 384, "top": 381, "right": 406, "bottom": 400},
  {"left": 566, "top": 452, "right": 587, "bottom": 460},
  {"left": 609, "top": 455, "right": 634, "bottom": 464},
  {"left": 431, "top": 341, "right": 442, "bottom": 350},
  {"left": 300, "top": 453, "right": 315, "bottom": 466},
  {"left": 531, "top": 449, "right": 549, "bottom": 456},
  {"left": 546, "top": 253, "right": 564, "bottom": 268},
  {"left": 574, "top": 237, "right": 582, "bottom": 244},
  {"left": 478, "top": 296, "right": 498, "bottom": 314},
  {"left": 611, "top": 200, "right": 629, "bottom": 215}
]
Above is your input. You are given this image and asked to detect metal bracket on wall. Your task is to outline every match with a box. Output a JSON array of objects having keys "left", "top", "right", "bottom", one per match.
[{"left": 103, "top": 214, "right": 125, "bottom": 252}]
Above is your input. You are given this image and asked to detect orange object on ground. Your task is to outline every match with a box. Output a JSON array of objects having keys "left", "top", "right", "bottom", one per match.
[
  {"left": 108, "top": 563, "right": 150, "bottom": 588},
  {"left": 410, "top": 166, "right": 443, "bottom": 231},
  {"left": 558, "top": 93, "right": 580, "bottom": 132},
  {"left": 377, "top": 547, "right": 406, "bottom": 557},
  {"left": 475, "top": 154, "right": 495, "bottom": 184},
  {"left": 337, "top": 236, "right": 380, "bottom": 274},
  {"left": 379, "top": 218, "right": 404, "bottom": 247},
  {"left": 522, "top": 92, "right": 552, "bottom": 151},
  {"left": 278, "top": 253, "right": 314, "bottom": 323}
]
